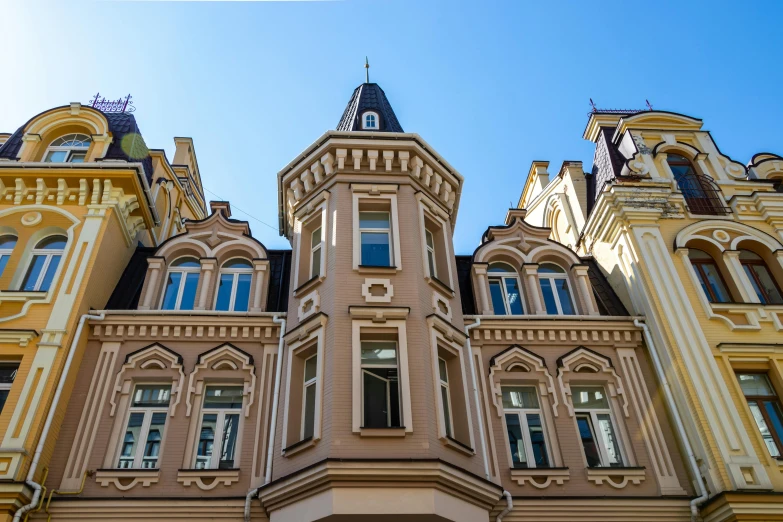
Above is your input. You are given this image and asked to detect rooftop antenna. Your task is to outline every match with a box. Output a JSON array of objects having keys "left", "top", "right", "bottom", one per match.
[
  {"left": 589, "top": 98, "right": 597, "bottom": 112},
  {"left": 365, "top": 56, "right": 370, "bottom": 84},
  {"left": 645, "top": 99, "right": 654, "bottom": 111}
]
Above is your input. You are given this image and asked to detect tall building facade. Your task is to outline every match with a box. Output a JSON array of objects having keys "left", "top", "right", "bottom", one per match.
[{"left": 519, "top": 109, "right": 783, "bottom": 521}]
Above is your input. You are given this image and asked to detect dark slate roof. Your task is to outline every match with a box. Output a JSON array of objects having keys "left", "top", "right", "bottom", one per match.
[
  {"left": 104, "top": 246, "right": 292, "bottom": 313},
  {"left": 0, "top": 107, "right": 154, "bottom": 185},
  {"left": 336, "top": 83, "right": 404, "bottom": 133},
  {"left": 455, "top": 255, "right": 629, "bottom": 317}
]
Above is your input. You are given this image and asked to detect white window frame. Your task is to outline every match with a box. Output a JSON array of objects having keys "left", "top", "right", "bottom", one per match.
[
  {"left": 438, "top": 357, "right": 454, "bottom": 438},
  {"left": 488, "top": 264, "right": 526, "bottom": 315},
  {"left": 214, "top": 259, "right": 253, "bottom": 312},
  {"left": 292, "top": 191, "right": 329, "bottom": 294},
  {"left": 301, "top": 353, "right": 318, "bottom": 440},
  {"left": 572, "top": 385, "right": 625, "bottom": 468},
  {"left": 310, "top": 226, "right": 323, "bottom": 279},
  {"left": 160, "top": 258, "right": 200, "bottom": 310},
  {"left": 116, "top": 384, "right": 171, "bottom": 470},
  {"left": 417, "top": 194, "right": 455, "bottom": 289},
  {"left": 359, "top": 211, "right": 392, "bottom": 267},
  {"left": 22, "top": 236, "right": 66, "bottom": 292},
  {"left": 0, "top": 235, "right": 17, "bottom": 278},
  {"left": 538, "top": 263, "right": 576, "bottom": 315},
  {"left": 351, "top": 185, "right": 402, "bottom": 271},
  {"left": 43, "top": 133, "right": 91, "bottom": 163},
  {"left": 362, "top": 111, "right": 379, "bottom": 130},
  {"left": 193, "top": 385, "right": 243, "bottom": 470},
  {"left": 501, "top": 386, "right": 551, "bottom": 469},
  {"left": 426, "top": 229, "right": 437, "bottom": 279},
  {"left": 361, "top": 340, "right": 402, "bottom": 428}
]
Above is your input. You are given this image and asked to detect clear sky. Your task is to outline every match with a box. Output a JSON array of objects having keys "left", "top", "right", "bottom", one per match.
[{"left": 2, "top": 0, "right": 782, "bottom": 253}]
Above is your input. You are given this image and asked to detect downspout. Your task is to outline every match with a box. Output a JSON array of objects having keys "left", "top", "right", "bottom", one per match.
[
  {"left": 496, "top": 490, "right": 512, "bottom": 522},
  {"left": 634, "top": 319, "right": 708, "bottom": 522},
  {"left": 13, "top": 312, "right": 105, "bottom": 522},
  {"left": 245, "top": 314, "right": 286, "bottom": 522},
  {"left": 464, "top": 318, "right": 490, "bottom": 481}
]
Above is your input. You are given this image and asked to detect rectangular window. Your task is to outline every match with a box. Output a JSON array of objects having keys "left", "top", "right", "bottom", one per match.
[
  {"left": 194, "top": 386, "right": 243, "bottom": 469},
  {"left": 502, "top": 386, "right": 550, "bottom": 468},
  {"left": 361, "top": 341, "right": 402, "bottom": 428},
  {"left": 310, "top": 226, "right": 322, "bottom": 279},
  {"left": 438, "top": 358, "right": 453, "bottom": 438},
  {"left": 161, "top": 272, "right": 199, "bottom": 310},
  {"left": 0, "top": 363, "right": 19, "bottom": 414},
  {"left": 572, "top": 386, "right": 624, "bottom": 467},
  {"left": 359, "top": 212, "right": 392, "bottom": 267},
  {"left": 426, "top": 229, "right": 437, "bottom": 278},
  {"left": 118, "top": 384, "right": 171, "bottom": 469},
  {"left": 302, "top": 355, "right": 318, "bottom": 440},
  {"left": 737, "top": 373, "right": 783, "bottom": 457},
  {"left": 489, "top": 276, "right": 524, "bottom": 315}
]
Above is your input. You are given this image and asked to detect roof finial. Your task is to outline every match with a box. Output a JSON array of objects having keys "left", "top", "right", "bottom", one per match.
[
  {"left": 365, "top": 56, "right": 370, "bottom": 84},
  {"left": 645, "top": 99, "right": 654, "bottom": 111}
]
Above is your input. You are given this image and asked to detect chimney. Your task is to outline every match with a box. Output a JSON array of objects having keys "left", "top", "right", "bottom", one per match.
[{"left": 210, "top": 201, "right": 231, "bottom": 218}]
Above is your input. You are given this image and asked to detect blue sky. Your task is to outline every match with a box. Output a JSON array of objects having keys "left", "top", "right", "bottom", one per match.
[{"left": 2, "top": 0, "right": 782, "bottom": 253}]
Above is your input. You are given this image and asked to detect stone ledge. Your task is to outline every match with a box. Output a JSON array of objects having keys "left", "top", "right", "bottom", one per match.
[
  {"left": 585, "top": 466, "right": 645, "bottom": 488},
  {"left": 176, "top": 468, "right": 240, "bottom": 490},
  {"left": 510, "top": 467, "right": 570, "bottom": 489},
  {"left": 94, "top": 469, "right": 160, "bottom": 491}
]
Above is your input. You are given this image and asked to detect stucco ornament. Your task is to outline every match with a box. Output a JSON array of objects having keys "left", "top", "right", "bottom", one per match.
[
  {"left": 20, "top": 211, "right": 42, "bottom": 227},
  {"left": 724, "top": 162, "right": 746, "bottom": 179},
  {"left": 712, "top": 229, "right": 731, "bottom": 243},
  {"left": 627, "top": 156, "right": 650, "bottom": 176}
]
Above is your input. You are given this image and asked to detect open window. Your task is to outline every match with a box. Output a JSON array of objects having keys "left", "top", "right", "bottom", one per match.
[
  {"left": 488, "top": 262, "right": 524, "bottom": 315},
  {"left": 161, "top": 257, "right": 200, "bottom": 310},
  {"left": 432, "top": 332, "right": 474, "bottom": 453},
  {"left": 193, "top": 385, "right": 243, "bottom": 469},
  {"left": 214, "top": 258, "right": 252, "bottom": 312},
  {"left": 572, "top": 385, "right": 625, "bottom": 467},
  {"left": 117, "top": 384, "right": 171, "bottom": 469},
  {"left": 22, "top": 235, "right": 66, "bottom": 291}
]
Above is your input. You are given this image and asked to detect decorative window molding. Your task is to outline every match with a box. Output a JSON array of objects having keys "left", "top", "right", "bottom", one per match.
[
  {"left": 292, "top": 191, "right": 329, "bottom": 295},
  {"left": 94, "top": 469, "right": 160, "bottom": 491},
  {"left": 585, "top": 467, "right": 646, "bottom": 488},
  {"left": 351, "top": 184, "right": 402, "bottom": 271},
  {"left": 176, "top": 468, "right": 240, "bottom": 490},
  {"left": 185, "top": 344, "right": 256, "bottom": 418},
  {"left": 361, "top": 278, "right": 394, "bottom": 304},
  {"left": 431, "top": 291, "right": 452, "bottom": 321},
  {"left": 417, "top": 193, "right": 455, "bottom": 292},
  {"left": 43, "top": 133, "right": 92, "bottom": 163},
  {"left": 510, "top": 467, "right": 570, "bottom": 489},
  {"left": 214, "top": 258, "right": 254, "bottom": 312},
  {"left": 488, "top": 345, "right": 558, "bottom": 419},
  {"left": 20, "top": 235, "right": 67, "bottom": 292},
  {"left": 297, "top": 289, "right": 321, "bottom": 321}
]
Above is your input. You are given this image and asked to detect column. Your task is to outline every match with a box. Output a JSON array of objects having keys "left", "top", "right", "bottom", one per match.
[
  {"left": 571, "top": 264, "right": 598, "bottom": 315},
  {"left": 196, "top": 258, "right": 217, "bottom": 310},
  {"left": 723, "top": 250, "right": 756, "bottom": 303},
  {"left": 523, "top": 264, "right": 545, "bottom": 314},
  {"left": 139, "top": 257, "right": 165, "bottom": 310},
  {"left": 473, "top": 264, "right": 491, "bottom": 315},
  {"left": 251, "top": 260, "right": 269, "bottom": 312}
]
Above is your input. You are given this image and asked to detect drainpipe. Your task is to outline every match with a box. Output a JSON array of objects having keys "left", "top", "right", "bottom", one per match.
[
  {"left": 496, "top": 490, "right": 512, "bottom": 522},
  {"left": 13, "top": 312, "right": 105, "bottom": 522},
  {"left": 464, "top": 318, "right": 491, "bottom": 481},
  {"left": 634, "top": 319, "right": 708, "bottom": 522},
  {"left": 245, "top": 314, "right": 286, "bottom": 522}
]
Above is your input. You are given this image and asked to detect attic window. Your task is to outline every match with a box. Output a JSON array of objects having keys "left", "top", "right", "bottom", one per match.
[
  {"left": 362, "top": 112, "right": 379, "bottom": 130},
  {"left": 44, "top": 133, "right": 91, "bottom": 163}
]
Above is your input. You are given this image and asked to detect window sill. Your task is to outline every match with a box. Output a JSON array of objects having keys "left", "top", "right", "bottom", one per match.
[
  {"left": 95, "top": 468, "right": 160, "bottom": 491},
  {"left": 509, "top": 467, "right": 570, "bottom": 489},
  {"left": 441, "top": 435, "right": 474, "bottom": 456},
  {"left": 176, "top": 468, "right": 240, "bottom": 490},
  {"left": 358, "top": 426, "right": 407, "bottom": 437},
  {"left": 425, "top": 276, "right": 455, "bottom": 297},
  {"left": 293, "top": 275, "right": 325, "bottom": 297},
  {"left": 585, "top": 466, "right": 645, "bottom": 489},
  {"left": 0, "top": 290, "right": 47, "bottom": 302},
  {"left": 357, "top": 265, "right": 398, "bottom": 275},
  {"left": 710, "top": 302, "right": 783, "bottom": 311},
  {"left": 283, "top": 436, "right": 316, "bottom": 457}
]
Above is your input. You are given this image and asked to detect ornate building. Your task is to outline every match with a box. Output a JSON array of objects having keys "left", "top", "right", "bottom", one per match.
[
  {"left": 519, "top": 108, "right": 783, "bottom": 521},
  {"left": 23, "top": 84, "right": 702, "bottom": 522}
]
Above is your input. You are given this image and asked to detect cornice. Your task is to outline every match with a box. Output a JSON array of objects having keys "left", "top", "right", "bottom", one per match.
[{"left": 91, "top": 314, "right": 283, "bottom": 343}]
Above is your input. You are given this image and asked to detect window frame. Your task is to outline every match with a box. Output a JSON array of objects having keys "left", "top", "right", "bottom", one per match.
[
  {"left": 0, "top": 235, "right": 17, "bottom": 278},
  {"left": 193, "top": 385, "right": 243, "bottom": 470},
  {"left": 301, "top": 353, "right": 318, "bottom": 440},
  {"left": 438, "top": 357, "right": 454, "bottom": 438},
  {"left": 214, "top": 258, "right": 253, "bottom": 312},
  {"left": 487, "top": 263, "right": 525, "bottom": 315},
  {"left": 351, "top": 185, "right": 402, "bottom": 271},
  {"left": 425, "top": 228, "right": 437, "bottom": 279},
  {"left": 310, "top": 226, "right": 323, "bottom": 279},
  {"left": 21, "top": 235, "right": 66, "bottom": 292},
  {"left": 362, "top": 111, "right": 379, "bottom": 130},
  {"left": 501, "top": 385, "right": 552, "bottom": 469},
  {"left": 359, "top": 211, "right": 392, "bottom": 267},
  {"left": 160, "top": 257, "right": 201, "bottom": 311},
  {"left": 736, "top": 372, "right": 783, "bottom": 458},
  {"left": 116, "top": 383, "right": 172, "bottom": 470},
  {"left": 738, "top": 251, "right": 783, "bottom": 305},
  {"left": 666, "top": 153, "right": 728, "bottom": 216},
  {"left": 360, "top": 339, "right": 402, "bottom": 429},
  {"left": 538, "top": 263, "right": 577, "bottom": 315},
  {"left": 0, "top": 362, "right": 19, "bottom": 415},
  {"left": 688, "top": 249, "right": 732, "bottom": 303},
  {"left": 43, "top": 133, "right": 92, "bottom": 163},
  {"left": 572, "top": 385, "right": 626, "bottom": 468}
]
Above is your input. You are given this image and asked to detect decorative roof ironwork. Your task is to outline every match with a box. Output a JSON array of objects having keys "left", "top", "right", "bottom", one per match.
[{"left": 89, "top": 93, "right": 135, "bottom": 113}]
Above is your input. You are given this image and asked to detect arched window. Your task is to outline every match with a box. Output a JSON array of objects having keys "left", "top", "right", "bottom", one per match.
[
  {"left": 739, "top": 250, "right": 783, "bottom": 305},
  {"left": 538, "top": 263, "right": 576, "bottom": 315},
  {"left": 22, "top": 235, "right": 66, "bottom": 291},
  {"left": 362, "top": 112, "right": 378, "bottom": 130},
  {"left": 666, "top": 154, "right": 728, "bottom": 215},
  {"left": 215, "top": 258, "right": 253, "bottom": 312},
  {"left": 0, "top": 235, "right": 17, "bottom": 277},
  {"left": 43, "top": 133, "right": 91, "bottom": 163},
  {"left": 488, "top": 262, "right": 524, "bottom": 315},
  {"left": 160, "top": 257, "right": 200, "bottom": 310},
  {"left": 688, "top": 249, "right": 731, "bottom": 303}
]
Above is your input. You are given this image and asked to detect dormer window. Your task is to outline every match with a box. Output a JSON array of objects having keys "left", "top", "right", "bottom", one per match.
[
  {"left": 215, "top": 258, "right": 252, "bottom": 312},
  {"left": 362, "top": 112, "right": 379, "bottom": 130},
  {"left": 44, "top": 133, "right": 92, "bottom": 163},
  {"left": 161, "top": 257, "right": 200, "bottom": 310}
]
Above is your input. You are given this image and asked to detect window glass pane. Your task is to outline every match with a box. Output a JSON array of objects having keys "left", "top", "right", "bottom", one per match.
[
  {"left": 764, "top": 400, "right": 783, "bottom": 456},
  {"left": 438, "top": 358, "right": 448, "bottom": 383},
  {"left": 750, "top": 264, "right": 783, "bottom": 304},
  {"left": 361, "top": 342, "right": 397, "bottom": 365},
  {"left": 502, "top": 386, "right": 539, "bottom": 409},
  {"left": 359, "top": 212, "right": 390, "bottom": 229},
  {"left": 0, "top": 236, "right": 16, "bottom": 248},
  {"left": 555, "top": 279, "right": 575, "bottom": 315},
  {"left": 219, "top": 413, "right": 239, "bottom": 469},
  {"left": 489, "top": 280, "right": 507, "bottom": 315},
  {"left": 527, "top": 413, "right": 549, "bottom": 467},
  {"left": 69, "top": 153, "right": 86, "bottom": 163},
  {"left": 215, "top": 274, "right": 233, "bottom": 311},
  {"left": 0, "top": 364, "right": 18, "bottom": 383},
  {"left": 504, "top": 413, "right": 527, "bottom": 468},
  {"left": 303, "top": 383, "right": 316, "bottom": 439},
  {"left": 171, "top": 257, "right": 199, "bottom": 268},
  {"left": 748, "top": 401, "right": 780, "bottom": 457},
  {"left": 700, "top": 263, "right": 731, "bottom": 303},
  {"left": 538, "top": 264, "right": 565, "bottom": 274},
  {"left": 488, "top": 262, "right": 515, "bottom": 273},
  {"left": 504, "top": 278, "right": 524, "bottom": 315},
  {"left": 233, "top": 273, "right": 251, "bottom": 312},
  {"left": 133, "top": 385, "right": 171, "bottom": 407},
  {"left": 204, "top": 386, "right": 243, "bottom": 409},
  {"left": 21, "top": 255, "right": 46, "bottom": 291},
  {"left": 161, "top": 272, "right": 182, "bottom": 310},
  {"left": 737, "top": 374, "right": 775, "bottom": 396},
  {"left": 45, "top": 150, "right": 67, "bottom": 163},
  {"left": 223, "top": 259, "right": 252, "bottom": 269},
  {"left": 178, "top": 272, "right": 199, "bottom": 310},
  {"left": 37, "top": 236, "right": 66, "bottom": 249},
  {"left": 425, "top": 229, "right": 434, "bottom": 249},
  {"left": 311, "top": 246, "right": 322, "bottom": 278},
  {"left": 39, "top": 255, "right": 61, "bottom": 291},
  {"left": 196, "top": 413, "right": 217, "bottom": 469},
  {"left": 142, "top": 412, "right": 166, "bottom": 468},
  {"left": 427, "top": 250, "right": 436, "bottom": 278},
  {"left": 0, "top": 255, "right": 9, "bottom": 277},
  {"left": 597, "top": 413, "right": 624, "bottom": 466},
  {"left": 363, "top": 369, "right": 390, "bottom": 428},
  {"left": 441, "top": 385, "right": 452, "bottom": 438},
  {"left": 304, "top": 355, "right": 318, "bottom": 382},
  {"left": 311, "top": 227, "right": 322, "bottom": 248},
  {"left": 360, "top": 231, "right": 390, "bottom": 266},
  {"left": 571, "top": 386, "right": 609, "bottom": 409},
  {"left": 0, "top": 390, "right": 8, "bottom": 415},
  {"left": 577, "top": 415, "right": 602, "bottom": 467},
  {"left": 540, "top": 279, "right": 559, "bottom": 314},
  {"left": 119, "top": 412, "right": 144, "bottom": 468}
]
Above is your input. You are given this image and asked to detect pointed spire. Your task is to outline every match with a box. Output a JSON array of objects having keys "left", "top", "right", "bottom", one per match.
[
  {"left": 336, "top": 81, "right": 404, "bottom": 133},
  {"left": 365, "top": 56, "right": 370, "bottom": 84}
]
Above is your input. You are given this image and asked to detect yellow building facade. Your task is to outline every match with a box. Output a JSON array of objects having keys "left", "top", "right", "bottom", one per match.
[
  {"left": 519, "top": 109, "right": 783, "bottom": 521},
  {"left": 0, "top": 102, "right": 206, "bottom": 520}
]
